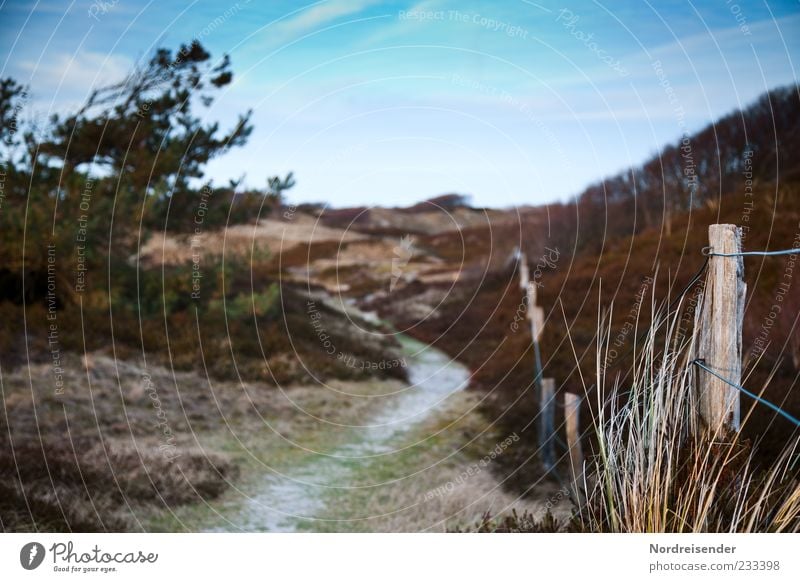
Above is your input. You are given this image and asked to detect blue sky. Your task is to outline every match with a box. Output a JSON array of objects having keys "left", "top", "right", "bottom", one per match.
[{"left": 2, "top": 0, "right": 799, "bottom": 208}]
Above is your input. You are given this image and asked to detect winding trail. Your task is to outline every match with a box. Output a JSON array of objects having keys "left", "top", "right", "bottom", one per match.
[{"left": 222, "top": 335, "right": 470, "bottom": 532}]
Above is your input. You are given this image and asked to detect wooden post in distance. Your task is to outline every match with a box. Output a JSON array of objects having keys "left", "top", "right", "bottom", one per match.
[{"left": 564, "top": 392, "right": 584, "bottom": 503}]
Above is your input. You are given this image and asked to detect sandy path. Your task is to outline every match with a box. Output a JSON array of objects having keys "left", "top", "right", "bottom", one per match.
[{"left": 208, "top": 335, "right": 469, "bottom": 531}]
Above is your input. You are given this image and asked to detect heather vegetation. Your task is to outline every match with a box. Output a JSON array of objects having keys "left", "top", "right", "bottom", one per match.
[
  {"left": 380, "top": 87, "right": 800, "bottom": 530},
  {"left": 1, "top": 38, "right": 797, "bottom": 532},
  {"left": 0, "top": 43, "right": 406, "bottom": 531},
  {"left": 0, "top": 42, "right": 404, "bottom": 384}
]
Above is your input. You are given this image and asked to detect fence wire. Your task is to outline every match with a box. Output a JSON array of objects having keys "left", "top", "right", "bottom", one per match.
[
  {"left": 702, "top": 247, "right": 800, "bottom": 257},
  {"left": 692, "top": 359, "right": 800, "bottom": 429},
  {"left": 540, "top": 241, "right": 800, "bottom": 472}
]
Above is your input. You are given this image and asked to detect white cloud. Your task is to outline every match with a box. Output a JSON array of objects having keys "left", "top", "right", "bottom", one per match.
[{"left": 266, "top": 0, "right": 381, "bottom": 44}]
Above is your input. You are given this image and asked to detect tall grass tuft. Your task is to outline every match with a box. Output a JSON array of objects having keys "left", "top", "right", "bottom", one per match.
[{"left": 580, "top": 300, "right": 800, "bottom": 532}]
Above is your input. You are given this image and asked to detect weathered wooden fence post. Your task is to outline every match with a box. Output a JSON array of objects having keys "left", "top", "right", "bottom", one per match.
[
  {"left": 528, "top": 286, "right": 545, "bottom": 396},
  {"left": 564, "top": 392, "right": 584, "bottom": 502},
  {"left": 693, "top": 224, "right": 745, "bottom": 434},
  {"left": 515, "top": 250, "right": 552, "bottom": 469},
  {"left": 538, "top": 378, "right": 556, "bottom": 471}
]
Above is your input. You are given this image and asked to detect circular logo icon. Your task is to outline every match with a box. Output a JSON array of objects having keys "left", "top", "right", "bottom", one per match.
[{"left": 20, "top": 542, "right": 46, "bottom": 570}]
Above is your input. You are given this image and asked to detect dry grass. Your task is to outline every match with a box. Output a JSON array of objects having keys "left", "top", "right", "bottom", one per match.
[
  {"left": 0, "top": 436, "right": 238, "bottom": 532},
  {"left": 388, "top": 180, "right": 800, "bottom": 503},
  {"left": 320, "top": 205, "right": 515, "bottom": 236},
  {"left": 293, "top": 391, "right": 571, "bottom": 533},
  {"left": 0, "top": 350, "right": 404, "bottom": 532},
  {"left": 580, "top": 304, "right": 800, "bottom": 532},
  {"left": 137, "top": 214, "right": 365, "bottom": 267}
]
